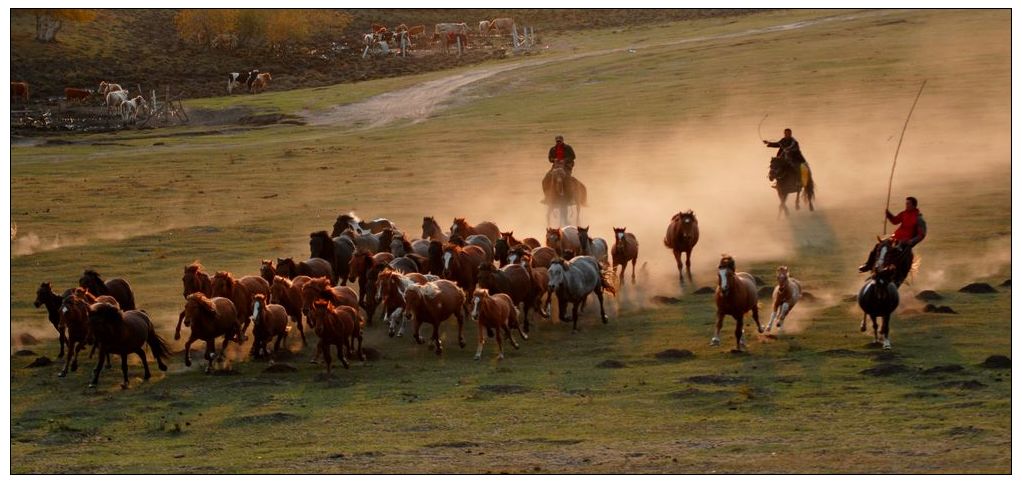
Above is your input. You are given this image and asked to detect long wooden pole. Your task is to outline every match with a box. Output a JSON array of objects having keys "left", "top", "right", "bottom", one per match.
[{"left": 883, "top": 80, "right": 927, "bottom": 235}]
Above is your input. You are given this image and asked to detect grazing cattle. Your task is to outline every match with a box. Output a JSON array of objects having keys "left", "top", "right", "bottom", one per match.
[
  {"left": 713, "top": 255, "right": 761, "bottom": 351},
  {"left": 576, "top": 226, "right": 609, "bottom": 267},
  {"left": 34, "top": 282, "right": 73, "bottom": 359},
  {"left": 181, "top": 293, "right": 240, "bottom": 373},
  {"left": 227, "top": 70, "right": 259, "bottom": 95},
  {"left": 402, "top": 279, "right": 467, "bottom": 355},
  {"left": 209, "top": 272, "right": 270, "bottom": 341},
  {"left": 270, "top": 275, "right": 311, "bottom": 345},
  {"left": 664, "top": 210, "right": 700, "bottom": 283},
  {"left": 451, "top": 218, "right": 500, "bottom": 244},
  {"left": 308, "top": 300, "right": 364, "bottom": 376},
  {"left": 434, "top": 22, "right": 469, "bottom": 36},
  {"left": 408, "top": 25, "right": 426, "bottom": 39},
  {"left": 251, "top": 72, "right": 272, "bottom": 93},
  {"left": 105, "top": 89, "right": 130, "bottom": 111},
  {"left": 767, "top": 266, "right": 802, "bottom": 333},
  {"left": 546, "top": 226, "right": 582, "bottom": 256},
  {"left": 444, "top": 32, "right": 468, "bottom": 55},
  {"left": 65, "top": 87, "right": 93, "bottom": 103},
  {"left": 487, "top": 17, "right": 514, "bottom": 35},
  {"left": 98, "top": 81, "right": 123, "bottom": 96},
  {"left": 478, "top": 20, "right": 491, "bottom": 34},
  {"left": 470, "top": 289, "right": 524, "bottom": 361},
  {"left": 611, "top": 228, "right": 640, "bottom": 285},
  {"left": 120, "top": 95, "right": 148, "bottom": 121},
  {"left": 250, "top": 294, "right": 289, "bottom": 358},
  {"left": 547, "top": 256, "right": 616, "bottom": 332},
  {"left": 87, "top": 303, "right": 171, "bottom": 389},
  {"left": 79, "top": 270, "right": 135, "bottom": 311},
  {"left": 11, "top": 81, "right": 29, "bottom": 103}
]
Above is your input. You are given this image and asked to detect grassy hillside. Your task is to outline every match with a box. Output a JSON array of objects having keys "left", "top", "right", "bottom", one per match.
[{"left": 9, "top": 9, "right": 1011, "bottom": 473}]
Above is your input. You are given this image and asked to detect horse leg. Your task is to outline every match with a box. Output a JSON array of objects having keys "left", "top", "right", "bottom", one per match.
[
  {"left": 432, "top": 323, "right": 443, "bottom": 356},
  {"left": 632, "top": 259, "right": 638, "bottom": 285},
  {"left": 735, "top": 315, "right": 746, "bottom": 351},
  {"left": 59, "top": 340, "right": 77, "bottom": 378},
  {"left": 89, "top": 348, "right": 106, "bottom": 388},
  {"left": 456, "top": 307, "right": 466, "bottom": 349},
  {"left": 105, "top": 352, "right": 112, "bottom": 369},
  {"left": 183, "top": 337, "right": 195, "bottom": 367},
  {"left": 767, "top": 304, "right": 779, "bottom": 333},
  {"left": 337, "top": 342, "right": 350, "bottom": 369},
  {"left": 672, "top": 250, "right": 683, "bottom": 281},
  {"left": 596, "top": 287, "right": 608, "bottom": 324},
  {"left": 795, "top": 188, "right": 801, "bottom": 210},
  {"left": 571, "top": 302, "right": 581, "bottom": 333},
  {"left": 882, "top": 314, "right": 892, "bottom": 350},
  {"left": 495, "top": 323, "right": 505, "bottom": 360},
  {"left": 860, "top": 313, "right": 868, "bottom": 332},
  {"left": 175, "top": 310, "right": 185, "bottom": 340},
  {"left": 711, "top": 312, "right": 723, "bottom": 346},
  {"left": 295, "top": 312, "right": 307, "bottom": 345},
  {"left": 57, "top": 328, "right": 66, "bottom": 360},
  {"left": 871, "top": 316, "right": 879, "bottom": 344},
  {"left": 778, "top": 302, "right": 791, "bottom": 329},
  {"left": 684, "top": 251, "right": 693, "bottom": 282},
  {"left": 119, "top": 352, "right": 130, "bottom": 389},
  {"left": 558, "top": 296, "right": 570, "bottom": 323},
  {"left": 752, "top": 304, "right": 763, "bottom": 334},
  {"left": 136, "top": 348, "right": 152, "bottom": 381},
  {"left": 474, "top": 321, "right": 485, "bottom": 360},
  {"left": 321, "top": 342, "right": 332, "bottom": 377},
  {"left": 522, "top": 297, "right": 531, "bottom": 336},
  {"left": 204, "top": 339, "right": 215, "bottom": 373}
]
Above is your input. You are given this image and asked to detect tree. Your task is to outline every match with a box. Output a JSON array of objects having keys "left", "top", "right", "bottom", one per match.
[{"left": 18, "top": 9, "right": 97, "bottom": 43}]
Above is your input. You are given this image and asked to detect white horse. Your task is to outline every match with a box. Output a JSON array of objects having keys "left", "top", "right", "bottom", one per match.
[
  {"left": 547, "top": 256, "right": 615, "bottom": 332},
  {"left": 767, "top": 266, "right": 802, "bottom": 332}
]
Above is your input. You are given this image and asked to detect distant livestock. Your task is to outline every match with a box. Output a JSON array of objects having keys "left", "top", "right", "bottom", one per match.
[
  {"left": 251, "top": 72, "right": 272, "bottom": 93},
  {"left": 98, "top": 81, "right": 123, "bottom": 96},
  {"left": 11, "top": 81, "right": 29, "bottom": 103},
  {"left": 64, "top": 87, "right": 93, "bottom": 103},
  {"left": 105, "top": 89, "right": 130, "bottom": 111},
  {"left": 227, "top": 70, "right": 260, "bottom": 95},
  {"left": 487, "top": 17, "right": 514, "bottom": 35}
]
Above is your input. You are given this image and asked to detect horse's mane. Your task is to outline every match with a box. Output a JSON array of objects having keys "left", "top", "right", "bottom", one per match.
[
  {"left": 185, "top": 261, "right": 205, "bottom": 273},
  {"left": 473, "top": 287, "right": 490, "bottom": 298},
  {"left": 83, "top": 269, "right": 102, "bottom": 278},
  {"left": 719, "top": 254, "right": 736, "bottom": 271},
  {"left": 272, "top": 275, "right": 293, "bottom": 288},
  {"left": 187, "top": 292, "right": 217, "bottom": 313},
  {"left": 310, "top": 230, "right": 330, "bottom": 240},
  {"left": 89, "top": 302, "right": 123, "bottom": 323}
]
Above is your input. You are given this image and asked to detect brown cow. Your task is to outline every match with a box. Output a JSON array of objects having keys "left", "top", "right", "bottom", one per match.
[
  {"left": 64, "top": 87, "right": 92, "bottom": 103},
  {"left": 11, "top": 82, "right": 29, "bottom": 103},
  {"left": 251, "top": 72, "right": 271, "bottom": 93}
]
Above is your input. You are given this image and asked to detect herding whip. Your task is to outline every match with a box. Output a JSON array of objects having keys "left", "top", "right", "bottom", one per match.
[
  {"left": 757, "top": 113, "right": 769, "bottom": 142},
  {"left": 882, "top": 80, "right": 927, "bottom": 235}
]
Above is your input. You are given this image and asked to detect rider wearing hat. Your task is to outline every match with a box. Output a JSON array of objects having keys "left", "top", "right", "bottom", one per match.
[{"left": 548, "top": 135, "right": 576, "bottom": 175}]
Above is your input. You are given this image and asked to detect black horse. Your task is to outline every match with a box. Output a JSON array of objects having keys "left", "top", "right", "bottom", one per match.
[
  {"left": 87, "top": 304, "right": 171, "bottom": 388},
  {"left": 34, "top": 282, "right": 73, "bottom": 359},
  {"left": 79, "top": 270, "right": 136, "bottom": 310},
  {"left": 768, "top": 157, "right": 815, "bottom": 217},
  {"left": 310, "top": 231, "right": 355, "bottom": 286},
  {"left": 857, "top": 244, "right": 905, "bottom": 350}
]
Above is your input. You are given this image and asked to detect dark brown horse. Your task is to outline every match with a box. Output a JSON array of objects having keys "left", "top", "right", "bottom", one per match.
[
  {"left": 270, "top": 275, "right": 311, "bottom": 345},
  {"left": 611, "top": 227, "right": 640, "bottom": 285},
  {"left": 79, "top": 270, "right": 136, "bottom": 310},
  {"left": 441, "top": 243, "right": 487, "bottom": 295},
  {"left": 451, "top": 217, "right": 500, "bottom": 244},
  {"left": 301, "top": 277, "right": 360, "bottom": 318},
  {"left": 260, "top": 259, "right": 278, "bottom": 284},
  {"left": 310, "top": 230, "right": 356, "bottom": 286},
  {"left": 495, "top": 238, "right": 511, "bottom": 267},
  {"left": 542, "top": 163, "right": 588, "bottom": 226},
  {"left": 275, "top": 258, "right": 298, "bottom": 279},
  {"left": 477, "top": 263, "right": 534, "bottom": 334},
  {"left": 427, "top": 240, "right": 445, "bottom": 275},
  {"left": 470, "top": 288, "right": 524, "bottom": 361},
  {"left": 349, "top": 251, "right": 394, "bottom": 311},
  {"left": 769, "top": 157, "right": 815, "bottom": 217},
  {"left": 181, "top": 293, "right": 240, "bottom": 372},
  {"left": 308, "top": 300, "right": 363, "bottom": 376},
  {"left": 402, "top": 279, "right": 467, "bottom": 355},
  {"left": 713, "top": 255, "right": 761, "bottom": 351},
  {"left": 176, "top": 263, "right": 213, "bottom": 341},
  {"left": 528, "top": 246, "right": 557, "bottom": 269},
  {"left": 87, "top": 303, "right": 171, "bottom": 388},
  {"left": 68, "top": 288, "right": 118, "bottom": 368},
  {"left": 422, "top": 216, "right": 449, "bottom": 243},
  {"left": 34, "top": 282, "right": 73, "bottom": 359},
  {"left": 576, "top": 226, "right": 609, "bottom": 266},
  {"left": 505, "top": 248, "right": 552, "bottom": 318},
  {"left": 251, "top": 294, "right": 289, "bottom": 358},
  {"left": 858, "top": 244, "right": 904, "bottom": 350},
  {"left": 57, "top": 289, "right": 92, "bottom": 378},
  {"left": 664, "top": 210, "right": 699, "bottom": 283},
  {"left": 500, "top": 231, "right": 539, "bottom": 250},
  {"left": 210, "top": 271, "right": 270, "bottom": 341}
]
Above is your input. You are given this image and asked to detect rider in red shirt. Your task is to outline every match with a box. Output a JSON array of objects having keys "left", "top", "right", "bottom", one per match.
[
  {"left": 859, "top": 196, "right": 927, "bottom": 272},
  {"left": 548, "top": 135, "right": 576, "bottom": 175}
]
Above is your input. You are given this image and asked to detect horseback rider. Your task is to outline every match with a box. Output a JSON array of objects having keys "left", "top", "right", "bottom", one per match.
[
  {"left": 858, "top": 196, "right": 927, "bottom": 273},
  {"left": 548, "top": 135, "right": 576, "bottom": 175},
  {"left": 763, "top": 128, "right": 808, "bottom": 188}
]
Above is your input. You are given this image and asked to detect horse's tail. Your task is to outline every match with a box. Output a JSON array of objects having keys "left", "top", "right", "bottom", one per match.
[
  {"left": 146, "top": 324, "right": 173, "bottom": 370},
  {"left": 600, "top": 266, "right": 618, "bottom": 296},
  {"left": 802, "top": 165, "right": 815, "bottom": 205}
]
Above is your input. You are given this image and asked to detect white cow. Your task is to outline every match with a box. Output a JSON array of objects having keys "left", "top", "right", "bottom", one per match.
[
  {"left": 120, "top": 95, "right": 148, "bottom": 122},
  {"left": 105, "top": 89, "right": 130, "bottom": 112}
]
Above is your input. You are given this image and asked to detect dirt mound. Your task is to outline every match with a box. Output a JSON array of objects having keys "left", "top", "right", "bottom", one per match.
[
  {"left": 686, "top": 374, "right": 747, "bottom": 385},
  {"left": 26, "top": 356, "right": 53, "bottom": 368},
  {"left": 224, "top": 412, "right": 301, "bottom": 425},
  {"left": 958, "top": 283, "right": 997, "bottom": 293},
  {"left": 928, "top": 380, "right": 986, "bottom": 390},
  {"left": 999, "top": 279, "right": 1010, "bottom": 287},
  {"left": 923, "top": 304, "right": 957, "bottom": 314},
  {"left": 14, "top": 349, "right": 37, "bottom": 357},
  {"left": 362, "top": 347, "right": 384, "bottom": 361},
  {"left": 650, "top": 295, "right": 682, "bottom": 304},
  {"left": 922, "top": 364, "right": 964, "bottom": 375},
  {"left": 263, "top": 363, "right": 299, "bottom": 373},
  {"left": 16, "top": 333, "right": 40, "bottom": 346},
  {"left": 979, "top": 355, "right": 1011, "bottom": 369},
  {"left": 915, "top": 290, "right": 943, "bottom": 301},
  {"left": 478, "top": 384, "right": 529, "bottom": 394},
  {"left": 596, "top": 359, "right": 626, "bottom": 368},
  {"left": 693, "top": 286, "right": 715, "bottom": 295},
  {"left": 860, "top": 364, "right": 911, "bottom": 377},
  {"left": 654, "top": 349, "right": 694, "bottom": 360}
]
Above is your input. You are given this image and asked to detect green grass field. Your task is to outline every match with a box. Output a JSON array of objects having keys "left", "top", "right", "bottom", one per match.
[{"left": 9, "top": 9, "right": 1011, "bottom": 473}]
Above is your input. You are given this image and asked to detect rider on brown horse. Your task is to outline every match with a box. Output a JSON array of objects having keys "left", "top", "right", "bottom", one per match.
[
  {"left": 763, "top": 128, "right": 807, "bottom": 188},
  {"left": 548, "top": 135, "right": 576, "bottom": 175},
  {"left": 858, "top": 196, "right": 927, "bottom": 276}
]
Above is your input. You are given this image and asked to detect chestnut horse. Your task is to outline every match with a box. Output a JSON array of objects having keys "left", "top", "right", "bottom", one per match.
[
  {"left": 270, "top": 275, "right": 311, "bottom": 345},
  {"left": 376, "top": 268, "right": 437, "bottom": 337},
  {"left": 251, "top": 294, "right": 289, "bottom": 358},
  {"left": 529, "top": 246, "right": 557, "bottom": 269},
  {"left": 501, "top": 231, "right": 540, "bottom": 250},
  {"left": 477, "top": 263, "right": 534, "bottom": 334},
  {"left": 210, "top": 271, "right": 270, "bottom": 341},
  {"left": 87, "top": 303, "right": 171, "bottom": 388},
  {"left": 402, "top": 279, "right": 467, "bottom": 355},
  {"left": 611, "top": 228, "right": 640, "bottom": 285},
  {"left": 301, "top": 276, "right": 359, "bottom": 316},
  {"left": 576, "top": 226, "right": 609, "bottom": 266},
  {"left": 442, "top": 243, "right": 487, "bottom": 295},
  {"left": 57, "top": 289, "right": 93, "bottom": 378},
  {"left": 181, "top": 293, "right": 240, "bottom": 372},
  {"left": 451, "top": 217, "right": 500, "bottom": 244},
  {"left": 664, "top": 211, "right": 699, "bottom": 283},
  {"left": 470, "top": 288, "right": 524, "bottom": 361},
  {"left": 349, "top": 251, "right": 394, "bottom": 312},
  {"left": 34, "top": 282, "right": 73, "bottom": 359},
  {"left": 506, "top": 247, "right": 552, "bottom": 318},
  {"left": 422, "top": 216, "right": 449, "bottom": 243},
  {"left": 767, "top": 266, "right": 802, "bottom": 333},
  {"left": 713, "top": 255, "right": 761, "bottom": 351},
  {"left": 308, "top": 300, "right": 363, "bottom": 376},
  {"left": 177, "top": 263, "right": 214, "bottom": 339},
  {"left": 260, "top": 259, "right": 278, "bottom": 284},
  {"left": 79, "top": 270, "right": 136, "bottom": 310},
  {"left": 545, "top": 226, "right": 581, "bottom": 257}
]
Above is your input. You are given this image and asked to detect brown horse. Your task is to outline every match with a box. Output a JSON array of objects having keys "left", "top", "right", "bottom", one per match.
[
  {"left": 341, "top": 227, "right": 390, "bottom": 254},
  {"left": 87, "top": 303, "right": 171, "bottom": 388},
  {"left": 210, "top": 271, "right": 270, "bottom": 341},
  {"left": 505, "top": 248, "right": 552, "bottom": 318},
  {"left": 67, "top": 288, "right": 118, "bottom": 368},
  {"left": 767, "top": 266, "right": 802, "bottom": 333},
  {"left": 545, "top": 226, "right": 581, "bottom": 257},
  {"left": 450, "top": 217, "right": 500, "bottom": 244},
  {"left": 176, "top": 263, "right": 213, "bottom": 340},
  {"left": 477, "top": 263, "right": 534, "bottom": 334},
  {"left": 275, "top": 258, "right": 298, "bottom": 279},
  {"left": 308, "top": 300, "right": 363, "bottom": 376},
  {"left": 182, "top": 293, "right": 240, "bottom": 372},
  {"left": 422, "top": 216, "right": 449, "bottom": 243},
  {"left": 270, "top": 275, "right": 311, "bottom": 344},
  {"left": 301, "top": 276, "right": 360, "bottom": 317},
  {"left": 260, "top": 259, "right": 277, "bottom": 284},
  {"left": 529, "top": 246, "right": 557, "bottom": 269},
  {"left": 377, "top": 268, "right": 435, "bottom": 337},
  {"left": 34, "top": 282, "right": 73, "bottom": 359},
  {"left": 79, "top": 270, "right": 136, "bottom": 310},
  {"left": 769, "top": 157, "right": 816, "bottom": 217},
  {"left": 611, "top": 227, "right": 640, "bottom": 285},
  {"left": 470, "top": 288, "right": 524, "bottom": 361},
  {"left": 713, "top": 255, "right": 761, "bottom": 351},
  {"left": 664, "top": 211, "right": 699, "bottom": 283},
  {"left": 251, "top": 294, "right": 289, "bottom": 358},
  {"left": 442, "top": 243, "right": 487, "bottom": 295},
  {"left": 576, "top": 226, "right": 609, "bottom": 266},
  {"left": 542, "top": 163, "right": 588, "bottom": 226},
  {"left": 57, "top": 289, "right": 93, "bottom": 378},
  {"left": 501, "top": 231, "right": 540, "bottom": 250},
  {"left": 349, "top": 251, "right": 394, "bottom": 311},
  {"left": 402, "top": 279, "right": 467, "bottom": 355}
]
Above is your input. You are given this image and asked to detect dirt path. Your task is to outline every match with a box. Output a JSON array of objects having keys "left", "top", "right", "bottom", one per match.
[{"left": 304, "top": 10, "right": 898, "bottom": 129}]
